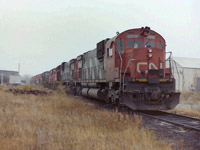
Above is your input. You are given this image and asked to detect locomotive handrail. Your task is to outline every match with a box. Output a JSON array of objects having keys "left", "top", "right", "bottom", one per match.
[
  {"left": 158, "top": 58, "right": 170, "bottom": 79},
  {"left": 122, "top": 59, "right": 136, "bottom": 92},
  {"left": 173, "top": 59, "right": 181, "bottom": 91},
  {"left": 165, "top": 51, "right": 173, "bottom": 78},
  {"left": 167, "top": 52, "right": 181, "bottom": 92},
  {"left": 117, "top": 48, "right": 123, "bottom": 95},
  {"left": 122, "top": 57, "right": 171, "bottom": 92},
  {"left": 122, "top": 58, "right": 149, "bottom": 92}
]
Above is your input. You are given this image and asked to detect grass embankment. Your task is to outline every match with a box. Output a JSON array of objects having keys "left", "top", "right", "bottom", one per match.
[
  {"left": 0, "top": 86, "right": 171, "bottom": 150},
  {"left": 169, "top": 92, "right": 200, "bottom": 118},
  {"left": 180, "top": 92, "right": 200, "bottom": 106}
]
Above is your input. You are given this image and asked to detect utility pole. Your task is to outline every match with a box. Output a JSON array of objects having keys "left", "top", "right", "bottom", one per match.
[{"left": 18, "top": 63, "right": 20, "bottom": 74}]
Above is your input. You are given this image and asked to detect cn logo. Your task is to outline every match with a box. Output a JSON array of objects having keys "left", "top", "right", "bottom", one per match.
[{"left": 137, "top": 62, "right": 162, "bottom": 73}]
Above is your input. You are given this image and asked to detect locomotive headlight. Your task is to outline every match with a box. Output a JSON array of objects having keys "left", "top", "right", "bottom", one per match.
[
  {"left": 148, "top": 49, "right": 152, "bottom": 53},
  {"left": 148, "top": 53, "right": 152, "bottom": 58}
]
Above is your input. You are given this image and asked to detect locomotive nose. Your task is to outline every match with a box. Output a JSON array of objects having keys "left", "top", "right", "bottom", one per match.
[
  {"left": 144, "top": 87, "right": 161, "bottom": 103},
  {"left": 151, "top": 92, "right": 160, "bottom": 100},
  {"left": 148, "top": 49, "right": 153, "bottom": 58}
]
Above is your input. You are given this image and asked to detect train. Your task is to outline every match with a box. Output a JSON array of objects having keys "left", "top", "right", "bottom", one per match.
[{"left": 31, "top": 26, "right": 180, "bottom": 110}]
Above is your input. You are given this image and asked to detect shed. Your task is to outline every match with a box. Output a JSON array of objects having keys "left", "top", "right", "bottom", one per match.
[
  {"left": 171, "top": 57, "right": 200, "bottom": 92},
  {"left": 0, "top": 70, "right": 21, "bottom": 85}
]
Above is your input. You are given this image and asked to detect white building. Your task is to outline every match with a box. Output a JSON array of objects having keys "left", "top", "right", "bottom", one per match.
[
  {"left": 9, "top": 75, "right": 21, "bottom": 85},
  {"left": 0, "top": 70, "right": 21, "bottom": 85},
  {"left": 171, "top": 57, "right": 200, "bottom": 92}
]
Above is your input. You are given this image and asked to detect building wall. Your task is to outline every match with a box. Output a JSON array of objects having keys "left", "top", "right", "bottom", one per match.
[
  {"left": 9, "top": 75, "right": 21, "bottom": 84},
  {"left": 0, "top": 70, "right": 20, "bottom": 85},
  {"left": 0, "top": 70, "right": 19, "bottom": 77},
  {"left": 171, "top": 61, "right": 183, "bottom": 92},
  {"left": 182, "top": 68, "right": 200, "bottom": 92},
  {"left": 172, "top": 61, "right": 200, "bottom": 92}
]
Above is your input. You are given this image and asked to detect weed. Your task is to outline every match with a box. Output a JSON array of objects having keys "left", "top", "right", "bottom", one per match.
[{"left": 0, "top": 88, "right": 171, "bottom": 150}]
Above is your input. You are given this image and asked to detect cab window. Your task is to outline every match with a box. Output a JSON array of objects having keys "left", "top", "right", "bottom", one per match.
[
  {"left": 158, "top": 41, "right": 163, "bottom": 49},
  {"left": 145, "top": 40, "right": 155, "bottom": 48},
  {"left": 126, "top": 34, "right": 139, "bottom": 38},
  {"left": 107, "top": 48, "right": 113, "bottom": 57},
  {"left": 107, "top": 42, "right": 113, "bottom": 57},
  {"left": 146, "top": 35, "right": 155, "bottom": 39},
  {"left": 117, "top": 39, "right": 124, "bottom": 53},
  {"left": 127, "top": 40, "right": 142, "bottom": 48}
]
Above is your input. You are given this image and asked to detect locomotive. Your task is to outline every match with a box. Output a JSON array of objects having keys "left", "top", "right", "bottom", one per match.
[{"left": 31, "top": 27, "right": 180, "bottom": 110}]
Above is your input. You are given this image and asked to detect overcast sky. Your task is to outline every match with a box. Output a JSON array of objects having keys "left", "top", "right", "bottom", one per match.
[{"left": 0, "top": 0, "right": 199, "bottom": 75}]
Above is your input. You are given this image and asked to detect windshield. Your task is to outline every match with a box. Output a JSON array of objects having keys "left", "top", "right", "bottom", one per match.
[
  {"left": 145, "top": 40, "right": 155, "bottom": 48},
  {"left": 158, "top": 41, "right": 163, "bottom": 49},
  {"left": 127, "top": 40, "right": 142, "bottom": 48}
]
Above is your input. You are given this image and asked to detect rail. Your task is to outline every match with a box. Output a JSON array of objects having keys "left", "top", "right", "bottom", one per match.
[{"left": 137, "top": 111, "right": 200, "bottom": 132}]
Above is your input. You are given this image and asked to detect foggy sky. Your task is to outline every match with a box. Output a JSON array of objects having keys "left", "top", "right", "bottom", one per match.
[{"left": 0, "top": 0, "right": 199, "bottom": 75}]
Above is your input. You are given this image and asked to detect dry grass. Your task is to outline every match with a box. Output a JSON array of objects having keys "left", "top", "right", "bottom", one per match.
[
  {"left": 0, "top": 86, "right": 172, "bottom": 150},
  {"left": 169, "top": 108, "right": 200, "bottom": 118},
  {"left": 179, "top": 92, "right": 200, "bottom": 106},
  {"left": 180, "top": 92, "right": 200, "bottom": 106},
  {"left": 169, "top": 92, "right": 200, "bottom": 118}
]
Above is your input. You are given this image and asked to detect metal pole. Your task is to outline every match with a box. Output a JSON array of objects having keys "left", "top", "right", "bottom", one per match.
[{"left": 18, "top": 63, "right": 20, "bottom": 74}]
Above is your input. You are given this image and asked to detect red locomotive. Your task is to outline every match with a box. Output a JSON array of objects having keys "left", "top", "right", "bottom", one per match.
[
  {"left": 49, "top": 68, "right": 56, "bottom": 83},
  {"left": 31, "top": 27, "right": 180, "bottom": 110},
  {"left": 31, "top": 74, "right": 42, "bottom": 84}
]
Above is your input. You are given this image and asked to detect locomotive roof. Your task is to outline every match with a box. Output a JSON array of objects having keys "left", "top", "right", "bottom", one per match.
[
  {"left": 42, "top": 71, "right": 49, "bottom": 74},
  {"left": 107, "top": 27, "right": 166, "bottom": 44},
  {"left": 61, "top": 62, "right": 66, "bottom": 65},
  {"left": 106, "top": 35, "right": 118, "bottom": 45}
]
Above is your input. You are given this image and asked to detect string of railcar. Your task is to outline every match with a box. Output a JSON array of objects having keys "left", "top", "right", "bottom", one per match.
[{"left": 31, "top": 26, "right": 180, "bottom": 110}]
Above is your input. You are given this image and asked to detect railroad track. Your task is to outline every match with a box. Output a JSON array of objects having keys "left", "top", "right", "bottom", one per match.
[
  {"left": 136, "top": 111, "right": 200, "bottom": 132},
  {"left": 82, "top": 97, "right": 200, "bottom": 132}
]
